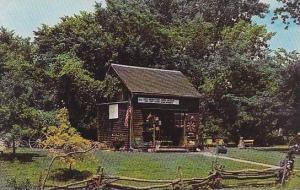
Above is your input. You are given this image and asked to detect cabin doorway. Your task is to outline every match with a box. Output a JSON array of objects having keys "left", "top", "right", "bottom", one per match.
[{"left": 142, "top": 110, "right": 184, "bottom": 147}]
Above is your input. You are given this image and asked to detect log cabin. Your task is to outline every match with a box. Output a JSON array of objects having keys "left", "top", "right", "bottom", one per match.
[{"left": 97, "top": 64, "right": 201, "bottom": 151}]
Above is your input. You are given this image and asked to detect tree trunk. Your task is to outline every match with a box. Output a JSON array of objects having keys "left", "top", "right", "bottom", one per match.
[{"left": 12, "top": 137, "right": 16, "bottom": 156}]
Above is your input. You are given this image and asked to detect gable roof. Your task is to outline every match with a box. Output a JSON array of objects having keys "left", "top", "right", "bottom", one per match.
[{"left": 110, "top": 64, "right": 201, "bottom": 98}]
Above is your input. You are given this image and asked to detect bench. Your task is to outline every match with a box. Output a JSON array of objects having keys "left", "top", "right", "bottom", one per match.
[
  {"left": 204, "top": 138, "right": 215, "bottom": 147},
  {"left": 244, "top": 139, "right": 254, "bottom": 147}
]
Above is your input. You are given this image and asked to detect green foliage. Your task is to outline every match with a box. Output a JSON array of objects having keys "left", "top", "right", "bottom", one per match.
[
  {"left": 196, "top": 20, "right": 295, "bottom": 143},
  {"left": 49, "top": 53, "right": 103, "bottom": 107},
  {"left": 34, "top": 1, "right": 267, "bottom": 138},
  {"left": 130, "top": 0, "right": 268, "bottom": 27},
  {"left": 47, "top": 53, "right": 119, "bottom": 129},
  {"left": 0, "top": 29, "right": 56, "bottom": 153},
  {"left": 202, "top": 116, "right": 224, "bottom": 138},
  {"left": 1, "top": 0, "right": 299, "bottom": 146},
  {"left": 222, "top": 20, "right": 275, "bottom": 57}
]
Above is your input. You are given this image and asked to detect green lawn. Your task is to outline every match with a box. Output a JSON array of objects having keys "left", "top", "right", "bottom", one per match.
[
  {"left": 1, "top": 148, "right": 300, "bottom": 189},
  {"left": 1, "top": 148, "right": 263, "bottom": 188},
  {"left": 224, "top": 148, "right": 300, "bottom": 190},
  {"left": 94, "top": 151, "right": 264, "bottom": 179},
  {"left": 226, "top": 148, "right": 300, "bottom": 170}
]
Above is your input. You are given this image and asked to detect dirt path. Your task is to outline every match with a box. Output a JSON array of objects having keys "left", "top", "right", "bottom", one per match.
[{"left": 198, "top": 152, "right": 281, "bottom": 169}]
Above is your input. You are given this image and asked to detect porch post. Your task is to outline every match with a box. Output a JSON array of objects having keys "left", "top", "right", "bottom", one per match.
[
  {"left": 129, "top": 96, "right": 134, "bottom": 150},
  {"left": 130, "top": 107, "right": 134, "bottom": 149},
  {"left": 96, "top": 106, "right": 100, "bottom": 142},
  {"left": 183, "top": 113, "right": 187, "bottom": 147},
  {"left": 153, "top": 122, "right": 156, "bottom": 148}
]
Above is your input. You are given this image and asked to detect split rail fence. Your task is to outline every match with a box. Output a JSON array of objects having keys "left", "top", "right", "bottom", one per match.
[{"left": 46, "top": 165, "right": 293, "bottom": 190}]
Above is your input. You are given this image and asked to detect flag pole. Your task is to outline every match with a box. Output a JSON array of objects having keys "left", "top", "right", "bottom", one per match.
[{"left": 129, "top": 97, "right": 133, "bottom": 150}]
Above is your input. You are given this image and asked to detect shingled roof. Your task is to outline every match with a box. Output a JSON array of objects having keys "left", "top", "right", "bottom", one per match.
[{"left": 110, "top": 64, "right": 201, "bottom": 98}]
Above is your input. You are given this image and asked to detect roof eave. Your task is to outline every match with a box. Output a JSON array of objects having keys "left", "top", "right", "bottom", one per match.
[
  {"left": 131, "top": 92, "right": 202, "bottom": 99},
  {"left": 110, "top": 64, "right": 202, "bottom": 99}
]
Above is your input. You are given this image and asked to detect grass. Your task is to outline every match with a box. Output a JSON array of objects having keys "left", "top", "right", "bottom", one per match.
[
  {"left": 1, "top": 148, "right": 263, "bottom": 188},
  {"left": 283, "top": 172, "right": 300, "bottom": 190},
  {"left": 0, "top": 148, "right": 100, "bottom": 188},
  {"left": 225, "top": 148, "right": 300, "bottom": 170},
  {"left": 224, "top": 148, "right": 300, "bottom": 189},
  {"left": 94, "top": 151, "right": 264, "bottom": 179},
  {"left": 1, "top": 148, "right": 300, "bottom": 189}
]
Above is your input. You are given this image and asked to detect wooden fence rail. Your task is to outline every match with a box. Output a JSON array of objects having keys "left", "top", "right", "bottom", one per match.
[{"left": 46, "top": 166, "right": 291, "bottom": 190}]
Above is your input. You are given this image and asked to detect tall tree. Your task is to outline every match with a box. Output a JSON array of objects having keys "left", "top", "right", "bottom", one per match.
[
  {"left": 0, "top": 28, "right": 55, "bottom": 154},
  {"left": 46, "top": 53, "right": 119, "bottom": 132},
  {"left": 196, "top": 21, "right": 284, "bottom": 144},
  {"left": 274, "top": 50, "right": 300, "bottom": 133}
]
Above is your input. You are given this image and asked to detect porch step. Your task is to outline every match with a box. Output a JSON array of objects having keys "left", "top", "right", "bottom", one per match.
[{"left": 155, "top": 147, "right": 189, "bottom": 153}]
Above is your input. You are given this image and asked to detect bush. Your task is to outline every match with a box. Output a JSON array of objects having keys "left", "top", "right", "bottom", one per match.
[
  {"left": 112, "top": 140, "right": 124, "bottom": 151},
  {"left": 42, "top": 108, "right": 91, "bottom": 170},
  {"left": 271, "top": 136, "right": 285, "bottom": 145}
]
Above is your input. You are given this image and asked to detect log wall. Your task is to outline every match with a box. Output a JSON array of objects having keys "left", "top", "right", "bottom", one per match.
[
  {"left": 132, "top": 108, "right": 144, "bottom": 147},
  {"left": 98, "top": 103, "right": 129, "bottom": 148}
]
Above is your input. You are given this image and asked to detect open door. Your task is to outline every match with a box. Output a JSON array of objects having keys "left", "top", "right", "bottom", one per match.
[{"left": 142, "top": 110, "right": 184, "bottom": 147}]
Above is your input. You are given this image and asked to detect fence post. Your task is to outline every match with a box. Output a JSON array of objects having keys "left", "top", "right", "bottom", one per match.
[
  {"left": 97, "top": 166, "right": 104, "bottom": 189},
  {"left": 174, "top": 166, "right": 183, "bottom": 190}
]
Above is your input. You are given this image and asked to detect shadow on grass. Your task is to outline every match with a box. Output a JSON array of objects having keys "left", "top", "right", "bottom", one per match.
[
  {"left": 0, "top": 152, "right": 45, "bottom": 163},
  {"left": 50, "top": 168, "right": 93, "bottom": 182}
]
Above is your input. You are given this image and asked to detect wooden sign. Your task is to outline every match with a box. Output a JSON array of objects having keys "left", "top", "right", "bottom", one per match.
[{"left": 138, "top": 97, "right": 179, "bottom": 105}]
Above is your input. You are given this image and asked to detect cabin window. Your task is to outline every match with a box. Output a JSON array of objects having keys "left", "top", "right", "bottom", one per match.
[{"left": 109, "top": 104, "right": 118, "bottom": 119}]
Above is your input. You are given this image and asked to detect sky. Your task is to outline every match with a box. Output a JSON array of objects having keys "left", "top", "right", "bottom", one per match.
[
  {"left": 253, "top": 0, "right": 300, "bottom": 52},
  {"left": 0, "top": 0, "right": 105, "bottom": 37},
  {"left": 0, "top": 0, "right": 299, "bottom": 52}
]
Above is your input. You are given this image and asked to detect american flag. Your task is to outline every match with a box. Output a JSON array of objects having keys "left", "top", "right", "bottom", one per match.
[{"left": 124, "top": 105, "right": 132, "bottom": 127}]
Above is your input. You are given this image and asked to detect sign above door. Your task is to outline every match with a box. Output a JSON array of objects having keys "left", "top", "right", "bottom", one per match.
[{"left": 138, "top": 97, "right": 180, "bottom": 105}]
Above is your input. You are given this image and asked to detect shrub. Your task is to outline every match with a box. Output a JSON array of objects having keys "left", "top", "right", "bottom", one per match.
[
  {"left": 112, "top": 140, "right": 124, "bottom": 151},
  {"left": 42, "top": 108, "right": 92, "bottom": 170}
]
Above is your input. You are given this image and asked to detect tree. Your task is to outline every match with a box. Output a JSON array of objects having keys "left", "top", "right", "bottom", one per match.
[
  {"left": 42, "top": 108, "right": 92, "bottom": 170},
  {"left": 221, "top": 20, "right": 274, "bottom": 58},
  {"left": 0, "top": 28, "right": 55, "bottom": 155},
  {"left": 0, "top": 27, "right": 32, "bottom": 72},
  {"left": 272, "top": 49, "right": 300, "bottom": 133},
  {"left": 194, "top": 20, "right": 285, "bottom": 144},
  {"left": 126, "top": 0, "right": 268, "bottom": 26},
  {"left": 33, "top": 0, "right": 269, "bottom": 76},
  {"left": 43, "top": 53, "right": 119, "bottom": 135}
]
